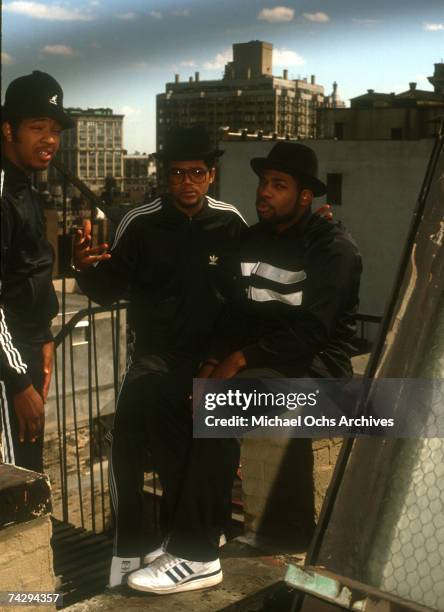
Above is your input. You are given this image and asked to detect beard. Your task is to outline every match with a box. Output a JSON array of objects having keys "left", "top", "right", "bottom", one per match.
[{"left": 256, "top": 196, "right": 302, "bottom": 226}]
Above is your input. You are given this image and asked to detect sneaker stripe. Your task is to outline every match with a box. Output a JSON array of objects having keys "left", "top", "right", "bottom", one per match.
[
  {"left": 180, "top": 561, "right": 193, "bottom": 575},
  {"left": 171, "top": 565, "right": 186, "bottom": 579},
  {"left": 181, "top": 568, "right": 222, "bottom": 584},
  {"left": 165, "top": 569, "right": 180, "bottom": 584}
]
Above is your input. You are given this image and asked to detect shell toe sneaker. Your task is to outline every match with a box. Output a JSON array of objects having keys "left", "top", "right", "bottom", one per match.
[{"left": 127, "top": 552, "right": 223, "bottom": 594}]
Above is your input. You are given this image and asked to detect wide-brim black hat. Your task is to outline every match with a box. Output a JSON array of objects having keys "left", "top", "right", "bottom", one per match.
[
  {"left": 155, "top": 125, "right": 224, "bottom": 162},
  {"left": 251, "top": 142, "right": 326, "bottom": 197},
  {"left": 2, "top": 70, "right": 74, "bottom": 129}
]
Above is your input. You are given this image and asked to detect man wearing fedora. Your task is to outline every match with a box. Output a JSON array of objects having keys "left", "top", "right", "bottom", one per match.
[
  {"left": 73, "top": 125, "right": 247, "bottom": 592},
  {"left": 1, "top": 71, "right": 74, "bottom": 472},
  {"left": 202, "top": 142, "right": 362, "bottom": 381}
]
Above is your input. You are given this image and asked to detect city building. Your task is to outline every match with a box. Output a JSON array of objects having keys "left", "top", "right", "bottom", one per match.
[
  {"left": 156, "top": 40, "right": 329, "bottom": 151},
  {"left": 124, "top": 153, "right": 156, "bottom": 202},
  {"left": 51, "top": 107, "right": 125, "bottom": 194},
  {"left": 317, "top": 63, "right": 444, "bottom": 140}
]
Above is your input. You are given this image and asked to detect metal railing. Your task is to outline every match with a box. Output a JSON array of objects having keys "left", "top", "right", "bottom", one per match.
[{"left": 51, "top": 302, "right": 128, "bottom": 533}]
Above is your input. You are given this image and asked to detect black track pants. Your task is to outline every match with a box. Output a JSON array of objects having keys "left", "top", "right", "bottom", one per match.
[{"left": 109, "top": 358, "right": 240, "bottom": 561}]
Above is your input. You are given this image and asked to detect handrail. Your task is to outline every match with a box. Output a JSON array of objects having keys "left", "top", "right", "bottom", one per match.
[
  {"left": 355, "top": 313, "right": 382, "bottom": 323},
  {"left": 54, "top": 306, "right": 381, "bottom": 349},
  {"left": 54, "top": 301, "right": 129, "bottom": 347},
  {"left": 51, "top": 156, "right": 105, "bottom": 210}
]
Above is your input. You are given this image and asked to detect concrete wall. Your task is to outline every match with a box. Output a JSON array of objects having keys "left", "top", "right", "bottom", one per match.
[
  {"left": 241, "top": 437, "right": 343, "bottom": 547},
  {"left": 0, "top": 516, "right": 55, "bottom": 595},
  {"left": 218, "top": 139, "right": 433, "bottom": 316}
]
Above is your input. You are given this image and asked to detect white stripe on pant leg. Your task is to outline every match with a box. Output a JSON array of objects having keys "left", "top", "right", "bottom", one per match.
[
  {"left": 109, "top": 371, "right": 128, "bottom": 515},
  {"left": 109, "top": 372, "right": 128, "bottom": 555},
  {"left": 0, "top": 393, "right": 8, "bottom": 463},
  {"left": 0, "top": 381, "right": 15, "bottom": 464}
]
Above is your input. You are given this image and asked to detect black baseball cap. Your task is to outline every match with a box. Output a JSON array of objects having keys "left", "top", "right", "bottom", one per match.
[{"left": 2, "top": 70, "right": 74, "bottom": 129}]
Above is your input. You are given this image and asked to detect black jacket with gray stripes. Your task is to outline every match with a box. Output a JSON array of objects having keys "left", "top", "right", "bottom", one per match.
[
  {"left": 1, "top": 158, "right": 59, "bottom": 394},
  {"left": 76, "top": 196, "right": 247, "bottom": 363},
  {"left": 212, "top": 210, "right": 362, "bottom": 378}
]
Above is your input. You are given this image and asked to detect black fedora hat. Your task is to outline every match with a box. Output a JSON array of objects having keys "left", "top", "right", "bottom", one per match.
[
  {"left": 2, "top": 70, "right": 74, "bottom": 129},
  {"left": 155, "top": 125, "right": 224, "bottom": 162},
  {"left": 251, "top": 142, "right": 326, "bottom": 197}
]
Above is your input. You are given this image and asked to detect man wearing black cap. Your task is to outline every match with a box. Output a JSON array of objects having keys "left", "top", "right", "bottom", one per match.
[
  {"left": 1, "top": 71, "right": 74, "bottom": 472},
  {"left": 203, "top": 142, "right": 361, "bottom": 381},
  {"left": 73, "top": 125, "right": 246, "bottom": 591}
]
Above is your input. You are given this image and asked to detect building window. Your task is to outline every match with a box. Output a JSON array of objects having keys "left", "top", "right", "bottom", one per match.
[
  {"left": 327, "top": 173, "right": 342, "bottom": 206},
  {"left": 391, "top": 127, "right": 403, "bottom": 140},
  {"left": 334, "top": 122, "right": 344, "bottom": 140}
]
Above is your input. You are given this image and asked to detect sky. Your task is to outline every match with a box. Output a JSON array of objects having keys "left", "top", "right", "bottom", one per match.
[{"left": 2, "top": 0, "right": 443, "bottom": 153}]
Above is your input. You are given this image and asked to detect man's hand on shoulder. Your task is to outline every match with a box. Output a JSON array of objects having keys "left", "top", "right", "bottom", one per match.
[
  {"left": 73, "top": 219, "right": 111, "bottom": 272},
  {"left": 211, "top": 351, "right": 246, "bottom": 379},
  {"left": 314, "top": 204, "right": 333, "bottom": 221},
  {"left": 13, "top": 385, "right": 44, "bottom": 443}
]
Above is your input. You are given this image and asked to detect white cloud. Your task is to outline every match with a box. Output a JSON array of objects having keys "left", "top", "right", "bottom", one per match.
[
  {"left": 172, "top": 8, "right": 189, "bottom": 17},
  {"left": 274, "top": 48, "right": 305, "bottom": 67},
  {"left": 352, "top": 18, "right": 379, "bottom": 25},
  {"left": 3, "top": 1, "right": 94, "bottom": 21},
  {"left": 119, "top": 105, "right": 141, "bottom": 118},
  {"left": 127, "top": 61, "right": 151, "bottom": 72},
  {"left": 181, "top": 60, "right": 196, "bottom": 67},
  {"left": 1, "top": 51, "right": 15, "bottom": 65},
  {"left": 116, "top": 12, "right": 135, "bottom": 20},
  {"left": 303, "top": 11, "right": 329, "bottom": 23},
  {"left": 90, "top": 0, "right": 100, "bottom": 5},
  {"left": 41, "top": 44, "right": 76, "bottom": 56},
  {"left": 424, "top": 22, "right": 444, "bottom": 31},
  {"left": 150, "top": 10, "right": 162, "bottom": 19},
  {"left": 257, "top": 6, "right": 294, "bottom": 23},
  {"left": 203, "top": 48, "right": 232, "bottom": 70},
  {"left": 415, "top": 73, "right": 429, "bottom": 86}
]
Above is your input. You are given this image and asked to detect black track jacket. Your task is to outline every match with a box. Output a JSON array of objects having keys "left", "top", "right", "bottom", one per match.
[
  {"left": 1, "top": 158, "right": 59, "bottom": 394},
  {"left": 76, "top": 196, "right": 247, "bottom": 362},
  {"left": 211, "top": 211, "right": 362, "bottom": 378}
]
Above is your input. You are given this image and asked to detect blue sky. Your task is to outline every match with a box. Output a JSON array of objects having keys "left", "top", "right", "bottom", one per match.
[{"left": 2, "top": 0, "right": 443, "bottom": 152}]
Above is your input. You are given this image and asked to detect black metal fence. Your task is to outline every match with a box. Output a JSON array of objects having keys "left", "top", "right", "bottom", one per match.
[{"left": 50, "top": 302, "right": 127, "bottom": 533}]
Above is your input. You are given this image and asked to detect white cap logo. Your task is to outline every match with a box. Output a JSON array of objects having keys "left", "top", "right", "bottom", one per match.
[{"left": 49, "top": 94, "right": 58, "bottom": 106}]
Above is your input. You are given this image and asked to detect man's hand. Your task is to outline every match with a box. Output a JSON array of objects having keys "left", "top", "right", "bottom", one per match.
[
  {"left": 314, "top": 204, "right": 333, "bottom": 221},
  {"left": 197, "top": 359, "right": 219, "bottom": 379},
  {"left": 42, "top": 341, "right": 54, "bottom": 403},
  {"left": 13, "top": 385, "right": 44, "bottom": 443},
  {"left": 211, "top": 351, "right": 246, "bottom": 379},
  {"left": 73, "top": 219, "right": 111, "bottom": 272}
]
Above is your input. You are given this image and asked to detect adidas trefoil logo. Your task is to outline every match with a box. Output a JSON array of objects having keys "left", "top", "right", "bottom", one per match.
[
  {"left": 209, "top": 255, "right": 218, "bottom": 266},
  {"left": 49, "top": 94, "right": 58, "bottom": 106}
]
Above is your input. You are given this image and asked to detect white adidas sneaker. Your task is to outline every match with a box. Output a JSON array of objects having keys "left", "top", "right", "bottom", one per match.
[
  {"left": 143, "top": 544, "right": 165, "bottom": 565},
  {"left": 128, "top": 552, "right": 222, "bottom": 594},
  {"left": 143, "top": 534, "right": 226, "bottom": 566},
  {"left": 108, "top": 556, "right": 141, "bottom": 587}
]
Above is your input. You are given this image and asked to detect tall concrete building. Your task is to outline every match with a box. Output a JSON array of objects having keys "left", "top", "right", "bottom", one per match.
[
  {"left": 317, "top": 64, "right": 444, "bottom": 140},
  {"left": 52, "top": 107, "right": 125, "bottom": 193},
  {"left": 156, "top": 40, "right": 326, "bottom": 151}
]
